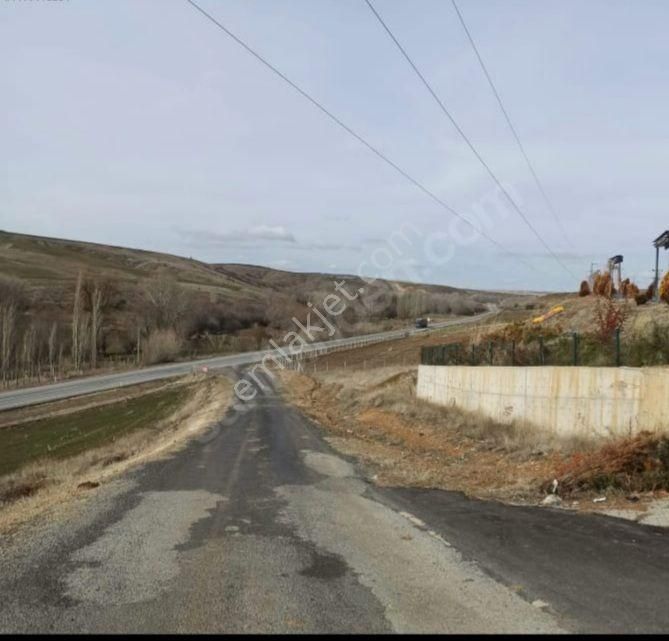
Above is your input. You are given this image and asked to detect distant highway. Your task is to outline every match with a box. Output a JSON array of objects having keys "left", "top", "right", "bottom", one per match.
[{"left": 0, "top": 309, "right": 496, "bottom": 411}]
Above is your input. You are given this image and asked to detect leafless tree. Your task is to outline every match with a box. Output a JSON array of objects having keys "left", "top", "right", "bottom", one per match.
[
  {"left": 90, "top": 286, "right": 102, "bottom": 369},
  {"left": 48, "top": 321, "right": 57, "bottom": 380},
  {"left": 72, "top": 272, "right": 83, "bottom": 371},
  {"left": 0, "top": 302, "right": 16, "bottom": 386},
  {"left": 143, "top": 275, "right": 189, "bottom": 332}
]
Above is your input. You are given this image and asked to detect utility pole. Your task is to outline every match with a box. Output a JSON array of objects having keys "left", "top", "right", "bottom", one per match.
[{"left": 652, "top": 231, "right": 669, "bottom": 302}]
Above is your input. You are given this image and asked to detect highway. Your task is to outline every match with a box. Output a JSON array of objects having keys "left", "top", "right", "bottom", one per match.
[{"left": 0, "top": 310, "right": 496, "bottom": 411}]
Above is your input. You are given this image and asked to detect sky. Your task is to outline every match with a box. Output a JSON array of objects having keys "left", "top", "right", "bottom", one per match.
[{"left": 2, "top": 0, "right": 669, "bottom": 291}]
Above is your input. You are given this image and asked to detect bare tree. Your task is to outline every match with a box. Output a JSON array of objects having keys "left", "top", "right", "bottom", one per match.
[
  {"left": 0, "top": 302, "right": 15, "bottom": 385},
  {"left": 90, "top": 286, "right": 102, "bottom": 370},
  {"left": 20, "top": 324, "right": 36, "bottom": 381},
  {"left": 72, "top": 272, "right": 83, "bottom": 371},
  {"left": 48, "top": 321, "right": 57, "bottom": 380},
  {"left": 143, "top": 275, "right": 189, "bottom": 332}
]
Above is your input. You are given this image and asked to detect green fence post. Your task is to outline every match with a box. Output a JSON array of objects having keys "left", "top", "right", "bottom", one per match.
[
  {"left": 572, "top": 332, "right": 579, "bottom": 366},
  {"left": 615, "top": 328, "right": 621, "bottom": 367},
  {"left": 488, "top": 340, "right": 493, "bottom": 365},
  {"left": 511, "top": 340, "right": 516, "bottom": 366}
]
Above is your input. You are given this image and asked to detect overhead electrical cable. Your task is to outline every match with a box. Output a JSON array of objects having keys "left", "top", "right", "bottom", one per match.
[
  {"left": 451, "top": 0, "right": 574, "bottom": 251},
  {"left": 185, "top": 0, "right": 542, "bottom": 274},
  {"left": 364, "top": 0, "right": 576, "bottom": 279}
]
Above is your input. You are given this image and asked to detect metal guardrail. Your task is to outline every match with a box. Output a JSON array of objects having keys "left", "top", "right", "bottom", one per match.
[{"left": 0, "top": 310, "right": 495, "bottom": 411}]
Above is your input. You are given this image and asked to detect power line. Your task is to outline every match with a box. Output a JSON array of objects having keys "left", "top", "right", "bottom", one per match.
[
  {"left": 451, "top": 0, "right": 574, "bottom": 252},
  {"left": 184, "top": 0, "right": 540, "bottom": 273},
  {"left": 364, "top": 0, "right": 575, "bottom": 280}
]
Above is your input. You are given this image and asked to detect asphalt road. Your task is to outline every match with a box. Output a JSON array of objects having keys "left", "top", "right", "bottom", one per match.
[
  {"left": 1, "top": 370, "right": 669, "bottom": 633},
  {"left": 0, "top": 311, "right": 495, "bottom": 412}
]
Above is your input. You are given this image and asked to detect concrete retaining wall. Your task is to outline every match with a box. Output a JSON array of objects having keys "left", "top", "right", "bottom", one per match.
[{"left": 417, "top": 365, "right": 669, "bottom": 438}]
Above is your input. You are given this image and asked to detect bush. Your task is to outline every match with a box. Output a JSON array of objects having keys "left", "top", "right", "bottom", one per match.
[
  {"left": 142, "top": 329, "right": 182, "bottom": 365},
  {"left": 546, "top": 432, "right": 669, "bottom": 496},
  {"left": 624, "top": 322, "right": 669, "bottom": 366},
  {"left": 578, "top": 280, "right": 591, "bottom": 297},
  {"left": 593, "top": 297, "right": 628, "bottom": 343},
  {"left": 660, "top": 271, "right": 669, "bottom": 304},
  {"left": 620, "top": 278, "right": 640, "bottom": 299},
  {"left": 592, "top": 271, "right": 613, "bottom": 297}
]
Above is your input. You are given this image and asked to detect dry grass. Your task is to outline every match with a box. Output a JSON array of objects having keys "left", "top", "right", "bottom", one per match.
[
  {"left": 283, "top": 364, "right": 669, "bottom": 518},
  {"left": 315, "top": 366, "right": 590, "bottom": 456},
  {"left": 142, "top": 328, "right": 183, "bottom": 365},
  {"left": 280, "top": 366, "right": 593, "bottom": 502}
]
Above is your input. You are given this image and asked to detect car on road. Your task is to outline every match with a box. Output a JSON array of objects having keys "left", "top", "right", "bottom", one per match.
[{"left": 415, "top": 317, "right": 428, "bottom": 329}]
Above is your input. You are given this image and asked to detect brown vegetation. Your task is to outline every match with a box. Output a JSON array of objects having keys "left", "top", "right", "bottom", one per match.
[
  {"left": 578, "top": 280, "right": 591, "bottom": 297},
  {"left": 620, "top": 278, "right": 640, "bottom": 300},
  {"left": 592, "top": 271, "right": 613, "bottom": 297},
  {"left": 545, "top": 432, "right": 669, "bottom": 496},
  {"left": 0, "top": 230, "right": 505, "bottom": 388},
  {"left": 142, "top": 328, "right": 183, "bottom": 365},
  {"left": 280, "top": 367, "right": 590, "bottom": 502},
  {"left": 593, "top": 297, "right": 628, "bottom": 343},
  {"left": 660, "top": 271, "right": 669, "bottom": 304}
]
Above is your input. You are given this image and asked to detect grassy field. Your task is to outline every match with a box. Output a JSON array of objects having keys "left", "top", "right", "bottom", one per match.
[{"left": 0, "top": 385, "right": 190, "bottom": 477}]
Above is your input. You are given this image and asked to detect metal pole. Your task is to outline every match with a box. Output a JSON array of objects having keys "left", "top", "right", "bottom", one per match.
[
  {"left": 615, "top": 328, "right": 621, "bottom": 367},
  {"left": 572, "top": 332, "right": 579, "bottom": 366},
  {"left": 655, "top": 246, "right": 660, "bottom": 302}
]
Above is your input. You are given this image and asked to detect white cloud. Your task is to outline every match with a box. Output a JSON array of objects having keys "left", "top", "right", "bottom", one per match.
[{"left": 181, "top": 225, "right": 296, "bottom": 246}]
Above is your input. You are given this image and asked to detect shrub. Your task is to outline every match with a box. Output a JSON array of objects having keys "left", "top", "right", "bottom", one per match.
[
  {"left": 624, "top": 322, "right": 669, "bottom": 366},
  {"left": 592, "top": 271, "right": 613, "bottom": 297},
  {"left": 660, "top": 271, "right": 669, "bottom": 304},
  {"left": 142, "top": 328, "right": 182, "bottom": 365},
  {"left": 546, "top": 432, "right": 669, "bottom": 496},
  {"left": 578, "top": 280, "right": 591, "bottom": 297},
  {"left": 620, "top": 278, "right": 640, "bottom": 299},
  {"left": 593, "top": 297, "right": 628, "bottom": 343}
]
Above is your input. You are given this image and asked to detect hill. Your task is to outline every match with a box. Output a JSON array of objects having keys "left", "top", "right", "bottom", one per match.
[{"left": 0, "top": 230, "right": 514, "bottom": 384}]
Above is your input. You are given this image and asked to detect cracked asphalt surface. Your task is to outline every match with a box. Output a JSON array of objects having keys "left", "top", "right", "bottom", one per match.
[{"left": 1, "top": 371, "right": 668, "bottom": 633}]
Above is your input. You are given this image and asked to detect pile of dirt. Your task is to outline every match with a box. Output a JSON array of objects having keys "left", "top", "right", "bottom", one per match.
[{"left": 545, "top": 432, "right": 669, "bottom": 497}]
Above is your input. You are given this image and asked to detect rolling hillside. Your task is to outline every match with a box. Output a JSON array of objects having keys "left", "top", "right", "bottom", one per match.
[
  {"left": 0, "top": 230, "right": 505, "bottom": 322},
  {"left": 0, "top": 230, "right": 516, "bottom": 383}
]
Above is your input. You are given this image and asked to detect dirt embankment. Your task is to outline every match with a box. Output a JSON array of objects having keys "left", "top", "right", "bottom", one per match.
[
  {"left": 0, "top": 374, "right": 232, "bottom": 533},
  {"left": 280, "top": 367, "right": 577, "bottom": 502},
  {"left": 279, "top": 367, "right": 669, "bottom": 521}
]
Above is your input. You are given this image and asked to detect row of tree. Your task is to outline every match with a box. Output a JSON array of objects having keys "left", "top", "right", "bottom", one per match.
[{"left": 0, "top": 271, "right": 492, "bottom": 388}]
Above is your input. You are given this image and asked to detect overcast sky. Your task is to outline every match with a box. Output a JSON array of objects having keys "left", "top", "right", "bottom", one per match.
[{"left": 2, "top": 0, "right": 669, "bottom": 291}]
